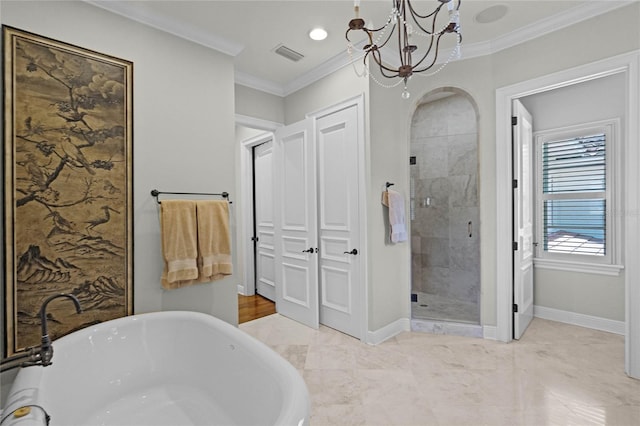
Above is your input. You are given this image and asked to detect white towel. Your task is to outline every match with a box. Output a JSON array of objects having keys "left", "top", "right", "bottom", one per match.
[{"left": 382, "top": 189, "right": 408, "bottom": 243}]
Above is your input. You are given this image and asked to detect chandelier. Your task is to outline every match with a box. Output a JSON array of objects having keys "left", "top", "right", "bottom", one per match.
[{"left": 346, "top": 0, "right": 462, "bottom": 99}]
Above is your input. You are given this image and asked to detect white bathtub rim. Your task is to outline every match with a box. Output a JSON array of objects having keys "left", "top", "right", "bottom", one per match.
[{"left": 3, "top": 311, "right": 310, "bottom": 426}]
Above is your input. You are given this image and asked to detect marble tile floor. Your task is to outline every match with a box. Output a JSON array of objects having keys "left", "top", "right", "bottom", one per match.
[
  {"left": 411, "top": 292, "right": 480, "bottom": 325},
  {"left": 239, "top": 314, "right": 640, "bottom": 426}
]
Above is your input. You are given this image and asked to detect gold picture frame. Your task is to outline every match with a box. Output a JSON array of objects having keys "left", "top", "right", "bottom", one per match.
[{"left": 3, "top": 26, "right": 133, "bottom": 356}]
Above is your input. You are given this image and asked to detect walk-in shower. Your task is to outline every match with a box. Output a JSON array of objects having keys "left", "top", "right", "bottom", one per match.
[{"left": 410, "top": 89, "right": 480, "bottom": 328}]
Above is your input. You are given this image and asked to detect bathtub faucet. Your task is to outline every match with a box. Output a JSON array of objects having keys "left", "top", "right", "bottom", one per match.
[
  {"left": 0, "top": 293, "right": 82, "bottom": 372},
  {"left": 39, "top": 293, "right": 83, "bottom": 367}
]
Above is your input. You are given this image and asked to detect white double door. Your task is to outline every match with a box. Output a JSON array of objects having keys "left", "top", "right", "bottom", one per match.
[{"left": 272, "top": 104, "right": 362, "bottom": 339}]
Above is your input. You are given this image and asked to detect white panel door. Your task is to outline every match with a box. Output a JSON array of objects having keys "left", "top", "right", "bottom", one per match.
[
  {"left": 274, "top": 118, "right": 319, "bottom": 329},
  {"left": 513, "top": 99, "right": 535, "bottom": 339},
  {"left": 316, "top": 105, "right": 361, "bottom": 339},
  {"left": 254, "top": 140, "right": 276, "bottom": 301}
]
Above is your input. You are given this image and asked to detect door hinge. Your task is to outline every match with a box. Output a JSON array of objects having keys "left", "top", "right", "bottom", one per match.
[
  {"left": 513, "top": 241, "right": 518, "bottom": 251},
  {"left": 511, "top": 116, "right": 518, "bottom": 126},
  {"left": 513, "top": 303, "right": 519, "bottom": 313},
  {"left": 512, "top": 179, "right": 518, "bottom": 189}
]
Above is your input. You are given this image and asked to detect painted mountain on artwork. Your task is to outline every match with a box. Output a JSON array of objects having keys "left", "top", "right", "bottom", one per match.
[{"left": 16, "top": 245, "right": 79, "bottom": 284}]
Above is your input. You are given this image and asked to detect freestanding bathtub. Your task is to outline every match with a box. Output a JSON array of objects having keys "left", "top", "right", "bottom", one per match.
[{"left": 2, "top": 311, "right": 309, "bottom": 426}]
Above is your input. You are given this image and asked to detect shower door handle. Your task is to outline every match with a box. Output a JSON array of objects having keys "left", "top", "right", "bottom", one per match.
[{"left": 468, "top": 221, "right": 472, "bottom": 238}]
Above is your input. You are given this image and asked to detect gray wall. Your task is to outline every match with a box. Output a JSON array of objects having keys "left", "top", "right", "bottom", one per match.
[
  {"left": 235, "top": 85, "right": 285, "bottom": 124},
  {"left": 1, "top": 0, "right": 638, "bottom": 401},
  {"left": 366, "top": 2, "right": 639, "bottom": 329},
  {"left": 520, "top": 73, "right": 626, "bottom": 321},
  {"left": 1, "top": 0, "right": 239, "bottom": 360},
  {"left": 237, "top": 2, "right": 639, "bottom": 333}
]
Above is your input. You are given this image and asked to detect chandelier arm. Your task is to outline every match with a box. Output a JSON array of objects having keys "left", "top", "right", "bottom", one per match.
[
  {"left": 368, "top": 10, "right": 396, "bottom": 32},
  {"left": 411, "top": 31, "right": 437, "bottom": 70},
  {"left": 374, "top": 23, "right": 397, "bottom": 50},
  {"left": 345, "top": 29, "right": 355, "bottom": 43},
  {"left": 412, "top": 33, "right": 445, "bottom": 72},
  {"left": 369, "top": 48, "right": 403, "bottom": 76},
  {"left": 407, "top": 0, "right": 443, "bottom": 21},
  {"left": 409, "top": 1, "right": 445, "bottom": 36},
  {"left": 399, "top": 6, "right": 409, "bottom": 66}
]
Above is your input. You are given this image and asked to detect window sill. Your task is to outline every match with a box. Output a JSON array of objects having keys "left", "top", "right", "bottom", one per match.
[{"left": 534, "top": 258, "right": 624, "bottom": 276}]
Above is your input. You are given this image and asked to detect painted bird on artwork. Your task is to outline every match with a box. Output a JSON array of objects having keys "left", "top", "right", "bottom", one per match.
[
  {"left": 56, "top": 110, "right": 88, "bottom": 124},
  {"left": 60, "top": 136, "right": 96, "bottom": 175},
  {"left": 45, "top": 210, "right": 75, "bottom": 234},
  {"left": 85, "top": 205, "right": 120, "bottom": 232}
]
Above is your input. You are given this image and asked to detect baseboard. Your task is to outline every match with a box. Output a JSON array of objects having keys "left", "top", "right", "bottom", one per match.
[
  {"left": 366, "top": 318, "right": 411, "bottom": 345},
  {"left": 482, "top": 325, "right": 498, "bottom": 340},
  {"left": 534, "top": 305, "right": 625, "bottom": 335}
]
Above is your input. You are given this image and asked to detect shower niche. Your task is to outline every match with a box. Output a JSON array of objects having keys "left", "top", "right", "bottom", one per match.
[{"left": 410, "top": 89, "right": 480, "bottom": 328}]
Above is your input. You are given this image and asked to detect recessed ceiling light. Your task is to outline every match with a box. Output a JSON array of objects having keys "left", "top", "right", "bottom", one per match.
[
  {"left": 309, "top": 27, "right": 328, "bottom": 41},
  {"left": 474, "top": 4, "right": 509, "bottom": 24}
]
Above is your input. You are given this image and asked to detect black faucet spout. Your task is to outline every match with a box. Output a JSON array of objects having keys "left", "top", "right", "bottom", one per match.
[{"left": 38, "top": 293, "right": 83, "bottom": 366}]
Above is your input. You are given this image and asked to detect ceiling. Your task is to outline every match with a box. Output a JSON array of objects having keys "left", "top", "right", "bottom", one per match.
[{"left": 87, "top": 1, "right": 631, "bottom": 96}]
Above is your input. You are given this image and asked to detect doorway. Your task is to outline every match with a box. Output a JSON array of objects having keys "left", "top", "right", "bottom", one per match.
[
  {"left": 409, "top": 89, "right": 481, "bottom": 327},
  {"left": 238, "top": 95, "right": 367, "bottom": 340},
  {"left": 274, "top": 97, "right": 365, "bottom": 339},
  {"left": 495, "top": 52, "right": 640, "bottom": 378}
]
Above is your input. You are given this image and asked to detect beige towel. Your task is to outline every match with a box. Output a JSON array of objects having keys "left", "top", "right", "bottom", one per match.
[
  {"left": 195, "top": 200, "right": 233, "bottom": 282},
  {"left": 382, "top": 189, "right": 408, "bottom": 243},
  {"left": 160, "top": 200, "right": 199, "bottom": 289}
]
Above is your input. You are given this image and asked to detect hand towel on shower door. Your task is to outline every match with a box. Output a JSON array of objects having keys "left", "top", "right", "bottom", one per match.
[
  {"left": 196, "top": 200, "right": 233, "bottom": 282},
  {"left": 160, "top": 200, "right": 199, "bottom": 289},
  {"left": 382, "top": 189, "right": 408, "bottom": 243}
]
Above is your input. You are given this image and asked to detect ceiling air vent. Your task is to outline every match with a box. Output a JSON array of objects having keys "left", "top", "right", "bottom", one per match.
[{"left": 273, "top": 44, "right": 304, "bottom": 62}]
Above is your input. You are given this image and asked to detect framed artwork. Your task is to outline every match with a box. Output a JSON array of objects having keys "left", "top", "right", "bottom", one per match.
[{"left": 3, "top": 26, "right": 133, "bottom": 356}]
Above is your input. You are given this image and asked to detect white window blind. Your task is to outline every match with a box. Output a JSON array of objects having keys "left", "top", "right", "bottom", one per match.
[{"left": 541, "top": 133, "right": 606, "bottom": 256}]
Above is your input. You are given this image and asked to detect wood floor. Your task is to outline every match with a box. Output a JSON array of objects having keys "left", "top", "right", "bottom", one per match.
[{"left": 238, "top": 294, "right": 276, "bottom": 324}]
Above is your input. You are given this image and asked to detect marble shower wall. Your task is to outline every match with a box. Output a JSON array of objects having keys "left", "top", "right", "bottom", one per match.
[{"left": 410, "top": 93, "right": 480, "bottom": 306}]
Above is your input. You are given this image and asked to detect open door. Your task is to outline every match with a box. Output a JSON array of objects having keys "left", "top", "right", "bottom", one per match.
[
  {"left": 513, "top": 99, "right": 535, "bottom": 339},
  {"left": 273, "top": 118, "right": 319, "bottom": 329},
  {"left": 253, "top": 140, "right": 276, "bottom": 301}
]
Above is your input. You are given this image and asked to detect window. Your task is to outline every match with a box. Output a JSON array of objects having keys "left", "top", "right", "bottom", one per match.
[{"left": 534, "top": 119, "right": 621, "bottom": 273}]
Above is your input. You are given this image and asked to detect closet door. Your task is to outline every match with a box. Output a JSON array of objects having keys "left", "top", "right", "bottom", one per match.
[
  {"left": 316, "top": 104, "right": 361, "bottom": 339},
  {"left": 254, "top": 140, "right": 275, "bottom": 301},
  {"left": 273, "top": 118, "right": 319, "bottom": 329}
]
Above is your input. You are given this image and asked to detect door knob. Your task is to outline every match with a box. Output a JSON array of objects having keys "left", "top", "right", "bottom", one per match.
[
  {"left": 302, "top": 248, "right": 314, "bottom": 253},
  {"left": 343, "top": 249, "right": 358, "bottom": 255}
]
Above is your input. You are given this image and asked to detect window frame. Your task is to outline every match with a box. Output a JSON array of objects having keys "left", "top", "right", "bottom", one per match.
[{"left": 533, "top": 118, "right": 623, "bottom": 276}]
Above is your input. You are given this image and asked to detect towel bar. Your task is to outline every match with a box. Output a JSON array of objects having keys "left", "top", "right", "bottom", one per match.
[{"left": 150, "top": 189, "right": 232, "bottom": 204}]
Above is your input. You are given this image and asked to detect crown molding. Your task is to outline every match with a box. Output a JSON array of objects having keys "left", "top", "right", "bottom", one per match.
[
  {"left": 234, "top": 71, "right": 287, "bottom": 97},
  {"left": 85, "top": 0, "right": 635, "bottom": 97},
  {"left": 84, "top": 0, "right": 244, "bottom": 57},
  {"left": 282, "top": 45, "right": 366, "bottom": 97},
  {"left": 239, "top": 1, "right": 635, "bottom": 97},
  {"left": 488, "top": 0, "right": 634, "bottom": 53}
]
